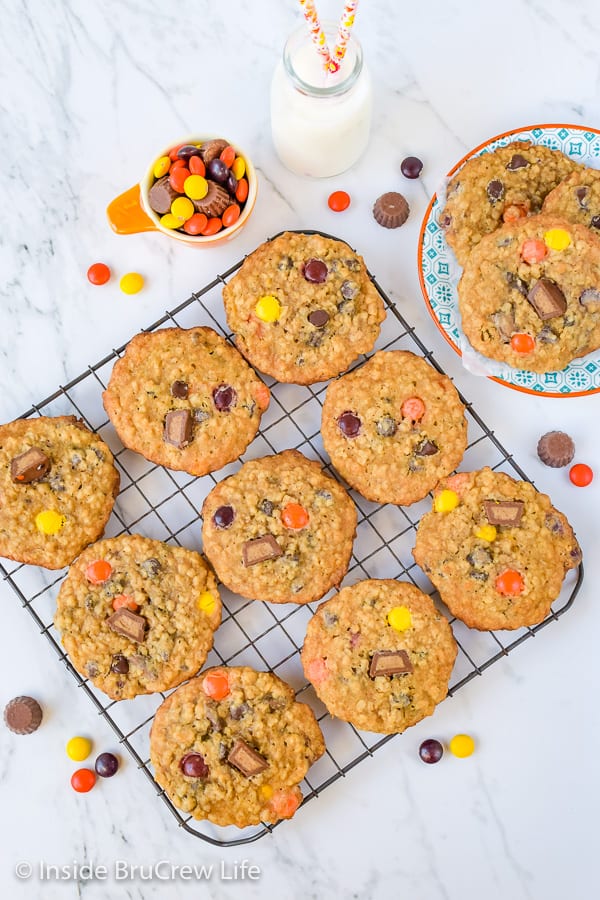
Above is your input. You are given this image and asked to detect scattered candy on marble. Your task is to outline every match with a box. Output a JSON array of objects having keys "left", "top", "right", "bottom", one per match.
[
  {"left": 95, "top": 752, "right": 119, "bottom": 778},
  {"left": 449, "top": 734, "right": 475, "bottom": 758},
  {"left": 569, "top": 463, "right": 593, "bottom": 487},
  {"left": 66, "top": 736, "right": 92, "bottom": 762},
  {"left": 119, "top": 272, "right": 144, "bottom": 295},
  {"left": 3, "top": 696, "right": 43, "bottom": 735},
  {"left": 328, "top": 190, "right": 351, "bottom": 212},
  {"left": 401, "top": 156, "right": 423, "bottom": 179},
  {"left": 419, "top": 738, "right": 443, "bottom": 764},
  {"left": 373, "top": 191, "right": 409, "bottom": 228},
  {"left": 87, "top": 262, "right": 111, "bottom": 285},
  {"left": 71, "top": 768, "right": 96, "bottom": 793}
]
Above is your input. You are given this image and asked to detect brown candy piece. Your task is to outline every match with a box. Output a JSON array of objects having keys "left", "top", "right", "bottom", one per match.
[
  {"left": 148, "top": 176, "right": 178, "bottom": 215},
  {"left": 373, "top": 192, "right": 410, "bottom": 229},
  {"left": 107, "top": 608, "right": 147, "bottom": 643},
  {"left": 199, "top": 139, "right": 229, "bottom": 164},
  {"left": 506, "top": 153, "right": 529, "bottom": 170},
  {"left": 3, "top": 696, "right": 43, "bottom": 735},
  {"left": 527, "top": 278, "right": 567, "bottom": 321},
  {"left": 193, "top": 181, "right": 230, "bottom": 217},
  {"left": 308, "top": 309, "right": 330, "bottom": 327},
  {"left": 227, "top": 739, "right": 269, "bottom": 777},
  {"left": 483, "top": 500, "right": 524, "bottom": 527},
  {"left": 163, "top": 409, "right": 193, "bottom": 449},
  {"left": 242, "top": 535, "right": 283, "bottom": 567},
  {"left": 537, "top": 431, "right": 575, "bottom": 468},
  {"left": 369, "top": 649, "right": 413, "bottom": 678},
  {"left": 10, "top": 447, "right": 51, "bottom": 483},
  {"left": 171, "top": 380, "right": 189, "bottom": 399}
]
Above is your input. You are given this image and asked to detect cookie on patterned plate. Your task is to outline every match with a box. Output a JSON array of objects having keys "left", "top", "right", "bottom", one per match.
[
  {"left": 458, "top": 214, "right": 600, "bottom": 372},
  {"left": 102, "top": 326, "right": 270, "bottom": 476},
  {"left": 150, "top": 666, "right": 325, "bottom": 827},
  {"left": 321, "top": 350, "right": 467, "bottom": 505},
  {"left": 0, "top": 415, "right": 119, "bottom": 569},
  {"left": 54, "top": 534, "right": 221, "bottom": 700},
  {"left": 542, "top": 166, "right": 600, "bottom": 231},
  {"left": 412, "top": 468, "right": 581, "bottom": 631},
  {"left": 222, "top": 231, "right": 385, "bottom": 384},
  {"left": 441, "top": 141, "right": 581, "bottom": 265},
  {"left": 201, "top": 449, "right": 356, "bottom": 604},
  {"left": 301, "top": 579, "right": 457, "bottom": 735}
]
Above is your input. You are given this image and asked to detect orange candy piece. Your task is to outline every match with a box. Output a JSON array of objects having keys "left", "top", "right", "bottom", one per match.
[
  {"left": 85, "top": 560, "right": 112, "bottom": 585},
  {"left": 511, "top": 333, "right": 535, "bottom": 354},
  {"left": 328, "top": 190, "right": 351, "bottom": 212},
  {"left": 521, "top": 238, "right": 547, "bottom": 264},
  {"left": 401, "top": 397, "right": 426, "bottom": 421},
  {"left": 201, "top": 217, "right": 223, "bottom": 236},
  {"left": 183, "top": 213, "right": 208, "bottom": 235},
  {"left": 170, "top": 158, "right": 186, "bottom": 171},
  {"left": 189, "top": 155, "right": 206, "bottom": 176},
  {"left": 495, "top": 569, "right": 524, "bottom": 596},
  {"left": 569, "top": 463, "right": 593, "bottom": 487},
  {"left": 269, "top": 789, "right": 301, "bottom": 819},
  {"left": 202, "top": 670, "right": 230, "bottom": 701},
  {"left": 235, "top": 178, "right": 249, "bottom": 203},
  {"left": 305, "top": 658, "right": 328, "bottom": 685},
  {"left": 253, "top": 382, "right": 271, "bottom": 409},
  {"left": 503, "top": 204, "right": 528, "bottom": 223},
  {"left": 169, "top": 144, "right": 186, "bottom": 161},
  {"left": 112, "top": 594, "right": 139, "bottom": 612},
  {"left": 281, "top": 503, "right": 309, "bottom": 530},
  {"left": 222, "top": 204, "right": 241, "bottom": 229},
  {"left": 169, "top": 167, "right": 190, "bottom": 193},
  {"left": 220, "top": 146, "right": 236, "bottom": 168}
]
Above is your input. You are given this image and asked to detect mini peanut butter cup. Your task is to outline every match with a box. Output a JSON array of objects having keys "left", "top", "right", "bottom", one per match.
[
  {"left": 537, "top": 431, "right": 575, "bottom": 468},
  {"left": 4, "top": 696, "right": 43, "bottom": 735},
  {"left": 373, "top": 192, "right": 410, "bottom": 228}
]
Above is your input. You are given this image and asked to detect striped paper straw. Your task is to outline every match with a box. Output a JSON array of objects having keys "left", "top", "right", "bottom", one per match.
[
  {"left": 298, "top": 0, "right": 334, "bottom": 71},
  {"left": 328, "top": 1, "right": 360, "bottom": 72}
]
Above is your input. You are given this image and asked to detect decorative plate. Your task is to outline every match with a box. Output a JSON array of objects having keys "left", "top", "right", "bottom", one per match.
[{"left": 418, "top": 123, "right": 600, "bottom": 397}]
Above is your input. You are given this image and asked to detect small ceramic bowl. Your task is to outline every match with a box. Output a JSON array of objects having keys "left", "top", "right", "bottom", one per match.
[{"left": 106, "top": 135, "right": 257, "bottom": 247}]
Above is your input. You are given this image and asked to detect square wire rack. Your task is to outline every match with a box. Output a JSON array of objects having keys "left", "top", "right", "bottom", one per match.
[{"left": 0, "top": 231, "right": 583, "bottom": 847}]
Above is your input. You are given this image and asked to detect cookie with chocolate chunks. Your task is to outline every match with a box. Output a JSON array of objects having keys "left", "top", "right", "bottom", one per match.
[
  {"left": 413, "top": 468, "right": 581, "bottom": 630},
  {"left": 150, "top": 666, "right": 324, "bottom": 827},
  {"left": 54, "top": 534, "right": 221, "bottom": 700},
  {"left": 302, "top": 579, "right": 457, "bottom": 735},
  {"left": 542, "top": 166, "right": 600, "bottom": 232},
  {"left": 321, "top": 350, "right": 467, "bottom": 506},
  {"left": 458, "top": 215, "right": 600, "bottom": 372},
  {"left": 103, "top": 326, "right": 269, "bottom": 476},
  {"left": 0, "top": 416, "right": 119, "bottom": 569},
  {"left": 441, "top": 140, "right": 581, "bottom": 265},
  {"left": 222, "top": 232, "right": 385, "bottom": 384},
  {"left": 202, "top": 449, "right": 356, "bottom": 605}
]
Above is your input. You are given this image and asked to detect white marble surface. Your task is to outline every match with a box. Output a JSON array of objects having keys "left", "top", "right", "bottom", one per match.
[{"left": 1, "top": 1, "right": 599, "bottom": 898}]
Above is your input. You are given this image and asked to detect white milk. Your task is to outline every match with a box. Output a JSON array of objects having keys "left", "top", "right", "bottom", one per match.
[{"left": 271, "top": 24, "right": 372, "bottom": 178}]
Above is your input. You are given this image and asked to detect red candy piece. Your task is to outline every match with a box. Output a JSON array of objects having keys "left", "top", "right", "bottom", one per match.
[
  {"left": 511, "top": 333, "right": 535, "bottom": 354},
  {"left": 87, "top": 263, "right": 111, "bottom": 285},
  {"left": 201, "top": 217, "right": 223, "bottom": 236},
  {"left": 220, "top": 145, "right": 236, "bottom": 168},
  {"left": 569, "top": 463, "right": 593, "bottom": 487},
  {"left": 495, "top": 569, "right": 524, "bottom": 596},
  {"left": 235, "top": 178, "right": 249, "bottom": 203},
  {"left": 328, "top": 190, "right": 351, "bottom": 212},
  {"left": 183, "top": 213, "right": 208, "bottom": 235},
  {"left": 189, "top": 155, "right": 206, "bottom": 176},
  {"left": 222, "top": 204, "right": 241, "bottom": 229},
  {"left": 521, "top": 238, "right": 547, "bottom": 265},
  {"left": 169, "top": 144, "right": 186, "bottom": 161},
  {"left": 71, "top": 768, "right": 96, "bottom": 793},
  {"left": 169, "top": 167, "right": 190, "bottom": 194}
]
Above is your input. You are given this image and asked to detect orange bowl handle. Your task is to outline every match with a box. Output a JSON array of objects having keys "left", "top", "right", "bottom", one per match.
[{"left": 106, "top": 184, "right": 157, "bottom": 234}]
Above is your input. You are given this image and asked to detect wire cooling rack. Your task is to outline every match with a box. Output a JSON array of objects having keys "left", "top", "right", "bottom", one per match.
[{"left": 0, "top": 231, "right": 583, "bottom": 846}]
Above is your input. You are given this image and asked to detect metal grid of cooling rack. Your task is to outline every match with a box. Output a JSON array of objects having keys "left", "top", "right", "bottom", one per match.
[{"left": 0, "top": 231, "right": 583, "bottom": 846}]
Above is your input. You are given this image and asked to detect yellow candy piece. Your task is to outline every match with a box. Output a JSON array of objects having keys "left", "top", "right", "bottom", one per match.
[
  {"left": 198, "top": 591, "right": 216, "bottom": 615},
  {"left": 544, "top": 228, "right": 571, "bottom": 251},
  {"left": 475, "top": 524, "right": 497, "bottom": 542},
  {"left": 232, "top": 156, "right": 246, "bottom": 180},
  {"left": 255, "top": 295, "right": 281, "bottom": 323},
  {"left": 434, "top": 489, "right": 459, "bottom": 513},
  {"left": 449, "top": 733, "right": 475, "bottom": 758},
  {"left": 259, "top": 784, "right": 274, "bottom": 800},
  {"left": 66, "top": 736, "right": 92, "bottom": 762},
  {"left": 160, "top": 213, "right": 181, "bottom": 230},
  {"left": 171, "top": 196, "right": 195, "bottom": 222},
  {"left": 153, "top": 155, "right": 170, "bottom": 178},
  {"left": 35, "top": 509, "right": 66, "bottom": 535},
  {"left": 119, "top": 272, "right": 144, "bottom": 294},
  {"left": 387, "top": 605, "right": 412, "bottom": 632},
  {"left": 184, "top": 174, "right": 208, "bottom": 201}
]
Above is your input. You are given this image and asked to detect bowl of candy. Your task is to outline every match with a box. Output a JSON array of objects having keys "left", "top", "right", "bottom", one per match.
[{"left": 107, "top": 136, "right": 257, "bottom": 246}]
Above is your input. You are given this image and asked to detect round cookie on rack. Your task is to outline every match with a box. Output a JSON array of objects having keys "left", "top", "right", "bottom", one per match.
[
  {"left": 441, "top": 140, "right": 580, "bottom": 265},
  {"left": 458, "top": 215, "right": 600, "bottom": 372},
  {"left": 102, "top": 326, "right": 270, "bottom": 476},
  {"left": 0, "top": 415, "right": 119, "bottom": 569},
  {"left": 201, "top": 449, "right": 356, "bottom": 605},
  {"left": 221, "top": 231, "right": 385, "bottom": 384},
  {"left": 542, "top": 167, "right": 600, "bottom": 231},
  {"left": 412, "top": 468, "right": 581, "bottom": 631},
  {"left": 150, "top": 665, "right": 325, "bottom": 827},
  {"left": 301, "top": 579, "right": 457, "bottom": 735},
  {"left": 321, "top": 350, "right": 468, "bottom": 506},
  {"left": 54, "top": 534, "right": 221, "bottom": 700}
]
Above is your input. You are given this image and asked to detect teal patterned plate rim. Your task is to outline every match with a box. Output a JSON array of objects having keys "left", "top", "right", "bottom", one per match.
[{"left": 418, "top": 123, "right": 600, "bottom": 397}]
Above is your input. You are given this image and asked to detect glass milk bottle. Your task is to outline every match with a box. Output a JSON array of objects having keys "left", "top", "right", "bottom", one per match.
[{"left": 271, "top": 23, "right": 372, "bottom": 178}]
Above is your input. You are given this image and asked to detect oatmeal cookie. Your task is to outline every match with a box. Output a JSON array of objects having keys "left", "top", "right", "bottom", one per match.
[
  {"left": 412, "top": 468, "right": 581, "bottom": 630},
  {"left": 321, "top": 350, "right": 467, "bottom": 505},
  {"left": 54, "top": 534, "right": 221, "bottom": 700},
  {"left": 102, "top": 327, "right": 269, "bottom": 476},
  {"left": 441, "top": 141, "right": 581, "bottom": 265},
  {"left": 150, "top": 666, "right": 325, "bottom": 827},
  {"left": 542, "top": 166, "right": 600, "bottom": 231},
  {"left": 201, "top": 449, "right": 356, "bottom": 604},
  {"left": 458, "top": 214, "right": 600, "bottom": 371},
  {"left": 301, "top": 579, "right": 457, "bottom": 734},
  {"left": 222, "top": 232, "right": 385, "bottom": 384},
  {"left": 0, "top": 416, "right": 119, "bottom": 569}
]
